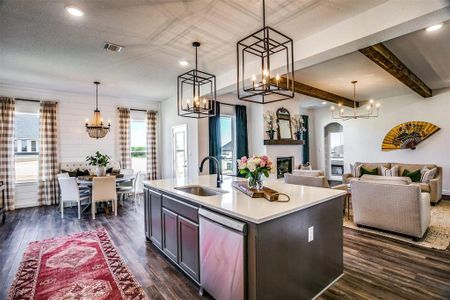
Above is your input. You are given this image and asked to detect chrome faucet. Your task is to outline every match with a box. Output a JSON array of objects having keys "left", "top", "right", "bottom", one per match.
[{"left": 199, "top": 156, "right": 223, "bottom": 188}]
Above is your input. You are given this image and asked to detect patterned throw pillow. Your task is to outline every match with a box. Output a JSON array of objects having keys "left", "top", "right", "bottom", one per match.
[
  {"left": 382, "top": 166, "right": 399, "bottom": 177},
  {"left": 360, "top": 166, "right": 378, "bottom": 177},
  {"left": 350, "top": 164, "right": 362, "bottom": 177},
  {"left": 61, "top": 169, "right": 77, "bottom": 177},
  {"left": 421, "top": 167, "right": 437, "bottom": 183},
  {"left": 402, "top": 169, "right": 421, "bottom": 183}
]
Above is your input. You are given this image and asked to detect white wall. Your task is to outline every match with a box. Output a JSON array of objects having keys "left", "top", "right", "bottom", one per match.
[
  {"left": 314, "top": 88, "right": 450, "bottom": 194},
  {"left": 0, "top": 83, "right": 159, "bottom": 208},
  {"left": 160, "top": 96, "right": 199, "bottom": 179}
]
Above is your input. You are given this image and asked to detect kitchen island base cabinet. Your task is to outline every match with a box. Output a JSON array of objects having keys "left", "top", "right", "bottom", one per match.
[
  {"left": 144, "top": 189, "right": 163, "bottom": 249},
  {"left": 144, "top": 187, "right": 200, "bottom": 283},
  {"left": 247, "top": 196, "right": 344, "bottom": 300}
]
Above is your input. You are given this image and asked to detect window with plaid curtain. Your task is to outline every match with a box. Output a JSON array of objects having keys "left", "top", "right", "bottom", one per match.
[
  {"left": 118, "top": 108, "right": 131, "bottom": 169},
  {"left": 0, "top": 97, "right": 16, "bottom": 211},
  {"left": 38, "top": 101, "right": 59, "bottom": 206},
  {"left": 146, "top": 111, "right": 157, "bottom": 180}
]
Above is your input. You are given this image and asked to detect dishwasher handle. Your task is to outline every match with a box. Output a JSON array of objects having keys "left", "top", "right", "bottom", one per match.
[{"left": 199, "top": 208, "right": 247, "bottom": 235}]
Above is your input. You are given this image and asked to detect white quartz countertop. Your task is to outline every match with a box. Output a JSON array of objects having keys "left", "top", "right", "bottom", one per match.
[{"left": 144, "top": 175, "right": 346, "bottom": 224}]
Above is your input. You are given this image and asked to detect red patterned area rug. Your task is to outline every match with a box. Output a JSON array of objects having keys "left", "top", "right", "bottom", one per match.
[{"left": 8, "top": 228, "right": 147, "bottom": 300}]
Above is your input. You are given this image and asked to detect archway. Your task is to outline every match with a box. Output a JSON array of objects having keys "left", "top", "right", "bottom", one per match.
[{"left": 324, "top": 123, "right": 344, "bottom": 181}]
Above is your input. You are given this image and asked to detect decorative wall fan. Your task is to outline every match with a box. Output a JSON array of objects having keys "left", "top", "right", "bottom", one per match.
[{"left": 382, "top": 121, "right": 440, "bottom": 151}]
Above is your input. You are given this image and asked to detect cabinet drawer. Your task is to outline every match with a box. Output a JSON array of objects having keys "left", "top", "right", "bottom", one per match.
[{"left": 162, "top": 195, "right": 198, "bottom": 223}]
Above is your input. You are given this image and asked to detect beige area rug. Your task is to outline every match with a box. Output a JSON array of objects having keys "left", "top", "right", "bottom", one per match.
[{"left": 343, "top": 200, "right": 450, "bottom": 250}]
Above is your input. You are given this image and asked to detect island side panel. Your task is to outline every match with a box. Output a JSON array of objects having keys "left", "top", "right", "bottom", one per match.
[{"left": 247, "top": 196, "right": 344, "bottom": 300}]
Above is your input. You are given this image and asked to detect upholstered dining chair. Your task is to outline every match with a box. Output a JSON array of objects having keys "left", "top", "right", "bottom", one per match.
[
  {"left": 133, "top": 172, "right": 144, "bottom": 208},
  {"left": 58, "top": 177, "right": 90, "bottom": 219},
  {"left": 92, "top": 176, "right": 117, "bottom": 219},
  {"left": 117, "top": 168, "right": 135, "bottom": 205}
]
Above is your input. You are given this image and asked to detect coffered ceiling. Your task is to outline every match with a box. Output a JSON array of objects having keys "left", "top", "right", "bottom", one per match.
[{"left": 0, "top": 0, "right": 386, "bottom": 101}]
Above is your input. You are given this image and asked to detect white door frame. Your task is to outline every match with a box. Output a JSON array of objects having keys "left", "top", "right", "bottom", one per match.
[{"left": 172, "top": 124, "right": 188, "bottom": 178}]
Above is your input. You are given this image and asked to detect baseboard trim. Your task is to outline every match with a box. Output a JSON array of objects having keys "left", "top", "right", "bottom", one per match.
[{"left": 312, "top": 273, "right": 344, "bottom": 300}]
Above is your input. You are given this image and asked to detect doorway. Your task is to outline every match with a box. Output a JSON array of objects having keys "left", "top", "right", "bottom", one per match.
[
  {"left": 172, "top": 124, "right": 188, "bottom": 178},
  {"left": 324, "top": 123, "right": 344, "bottom": 181}
]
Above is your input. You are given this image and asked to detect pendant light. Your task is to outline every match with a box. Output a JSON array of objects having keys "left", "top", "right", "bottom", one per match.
[
  {"left": 331, "top": 81, "right": 380, "bottom": 121},
  {"left": 177, "top": 42, "right": 217, "bottom": 118},
  {"left": 85, "top": 81, "right": 111, "bottom": 139},
  {"left": 237, "top": 0, "right": 295, "bottom": 104}
]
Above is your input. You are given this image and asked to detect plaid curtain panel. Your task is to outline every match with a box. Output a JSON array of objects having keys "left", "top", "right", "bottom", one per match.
[
  {"left": 0, "top": 97, "right": 15, "bottom": 211},
  {"left": 118, "top": 108, "right": 131, "bottom": 169},
  {"left": 146, "top": 111, "right": 157, "bottom": 180},
  {"left": 38, "top": 101, "right": 59, "bottom": 205}
]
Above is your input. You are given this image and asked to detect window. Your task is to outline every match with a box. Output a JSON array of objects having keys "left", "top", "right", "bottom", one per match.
[
  {"left": 130, "top": 112, "right": 147, "bottom": 174},
  {"left": 220, "top": 116, "right": 235, "bottom": 175},
  {"left": 15, "top": 110, "right": 40, "bottom": 183}
]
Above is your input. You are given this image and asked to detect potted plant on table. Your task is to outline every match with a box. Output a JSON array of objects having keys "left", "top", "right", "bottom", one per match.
[
  {"left": 86, "top": 151, "right": 110, "bottom": 176},
  {"left": 238, "top": 155, "right": 273, "bottom": 190}
]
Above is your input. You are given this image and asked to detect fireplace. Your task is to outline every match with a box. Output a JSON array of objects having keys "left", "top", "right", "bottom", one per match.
[{"left": 277, "top": 157, "right": 294, "bottom": 179}]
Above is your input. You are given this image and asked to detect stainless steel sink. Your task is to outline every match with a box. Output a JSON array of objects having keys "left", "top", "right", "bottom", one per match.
[{"left": 174, "top": 185, "right": 228, "bottom": 196}]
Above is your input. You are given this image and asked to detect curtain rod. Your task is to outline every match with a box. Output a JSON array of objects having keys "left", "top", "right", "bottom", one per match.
[
  {"left": 117, "top": 107, "right": 158, "bottom": 113},
  {"left": 15, "top": 98, "right": 58, "bottom": 104},
  {"left": 15, "top": 98, "right": 41, "bottom": 103}
]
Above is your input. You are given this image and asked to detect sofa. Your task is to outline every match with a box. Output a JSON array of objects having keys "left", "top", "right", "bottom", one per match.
[
  {"left": 285, "top": 170, "right": 330, "bottom": 188},
  {"left": 343, "top": 162, "right": 442, "bottom": 203},
  {"left": 60, "top": 161, "right": 121, "bottom": 176},
  {"left": 351, "top": 179, "right": 431, "bottom": 240}
]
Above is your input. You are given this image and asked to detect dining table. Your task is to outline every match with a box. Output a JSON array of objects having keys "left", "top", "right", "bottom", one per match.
[{"left": 76, "top": 174, "right": 135, "bottom": 186}]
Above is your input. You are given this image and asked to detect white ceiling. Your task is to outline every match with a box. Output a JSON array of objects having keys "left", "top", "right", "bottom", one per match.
[
  {"left": 295, "top": 20, "right": 450, "bottom": 105},
  {"left": 385, "top": 20, "right": 450, "bottom": 90},
  {"left": 0, "top": 0, "right": 386, "bottom": 101}
]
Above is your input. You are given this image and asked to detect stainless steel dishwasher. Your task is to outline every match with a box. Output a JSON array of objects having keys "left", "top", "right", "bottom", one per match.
[{"left": 198, "top": 208, "right": 247, "bottom": 300}]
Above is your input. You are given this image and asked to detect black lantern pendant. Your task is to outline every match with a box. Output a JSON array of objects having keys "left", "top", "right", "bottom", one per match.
[
  {"left": 177, "top": 42, "right": 217, "bottom": 118},
  {"left": 237, "top": 0, "right": 295, "bottom": 104}
]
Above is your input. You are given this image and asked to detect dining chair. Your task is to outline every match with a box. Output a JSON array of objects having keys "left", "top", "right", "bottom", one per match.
[
  {"left": 58, "top": 177, "right": 90, "bottom": 219},
  {"left": 92, "top": 176, "right": 117, "bottom": 219},
  {"left": 117, "top": 169, "right": 135, "bottom": 205},
  {"left": 133, "top": 172, "right": 144, "bottom": 208}
]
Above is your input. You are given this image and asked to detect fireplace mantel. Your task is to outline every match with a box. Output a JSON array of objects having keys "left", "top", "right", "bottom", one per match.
[{"left": 264, "top": 139, "right": 304, "bottom": 145}]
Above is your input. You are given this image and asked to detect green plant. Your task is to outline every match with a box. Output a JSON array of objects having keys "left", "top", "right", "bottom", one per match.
[{"left": 86, "top": 151, "right": 110, "bottom": 167}]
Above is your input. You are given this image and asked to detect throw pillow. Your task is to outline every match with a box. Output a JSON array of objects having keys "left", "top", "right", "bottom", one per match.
[
  {"left": 381, "top": 166, "right": 399, "bottom": 177},
  {"left": 421, "top": 167, "right": 437, "bottom": 183},
  {"left": 76, "top": 169, "right": 90, "bottom": 177},
  {"left": 300, "top": 164, "right": 312, "bottom": 170},
  {"left": 402, "top": 169, "right": 421, "bottom": 183},
  {"left": 350, "top": 164, "right": 362, "bottom": 177},
  {"left": 360, "top": 166, "right": 378, "bottom": 177},
  {"left": 61, "top": 169, "right": 77, "bottom": 177}
]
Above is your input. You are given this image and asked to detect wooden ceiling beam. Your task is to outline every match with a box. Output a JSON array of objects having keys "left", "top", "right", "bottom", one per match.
[
  {"left": 359, "top": 43, "right": 432, "bottom": 98},
  {"left": 278, "top": 77, "right": 357, "bottom": 108}
]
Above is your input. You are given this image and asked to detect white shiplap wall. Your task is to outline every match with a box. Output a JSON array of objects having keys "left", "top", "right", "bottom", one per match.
[{"left": 0, "top": 83, "right": 160, "bottom": 208}]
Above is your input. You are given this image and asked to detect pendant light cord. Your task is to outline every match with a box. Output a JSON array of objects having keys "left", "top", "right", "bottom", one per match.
[
  {"left": 263, "top": 0, "right": 266, "bottom": 28},
  {"left": 95, "top": 83, "right": 99, "bottom": 110}
]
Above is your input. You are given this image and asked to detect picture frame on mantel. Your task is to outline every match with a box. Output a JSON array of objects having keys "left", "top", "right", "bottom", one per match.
[{"left": 276, "top": 107, "right": 292, "bottom": 140}]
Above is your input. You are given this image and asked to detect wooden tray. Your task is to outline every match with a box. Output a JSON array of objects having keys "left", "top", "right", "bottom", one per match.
[{"left": 232, "top": 181, "right": 280, "bottom": 202}]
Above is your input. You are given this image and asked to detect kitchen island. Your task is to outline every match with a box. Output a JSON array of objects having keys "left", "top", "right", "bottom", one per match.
[{"left": 144, "top": 175, "right": 346, "bottom": 300}]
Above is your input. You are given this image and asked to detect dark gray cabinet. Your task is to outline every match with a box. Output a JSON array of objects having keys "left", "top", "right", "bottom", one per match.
[
  {"left": 143, "top": 188, "right": 163, "bottom": 249},
  {"left": 144, "top": 186, "right": 200, "bottom": 283},
  {"left": 162, "top": 208, "right": 179, "bottom": 263},
  {"left": 178, "top": 215, "right": 199, "bottom": 280}
]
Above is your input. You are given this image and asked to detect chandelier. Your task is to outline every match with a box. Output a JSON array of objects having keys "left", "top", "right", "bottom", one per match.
[
  {"left": 85, "top": 81, "right": 111, "bottom": 139},
  {"left": 237, "top": 0, "right": 295, "bottom": 104},
  {"left": 331, "top": 81, "right": 380, "bottom": 121},
  {"left": 177, "top": 42, "right": 217, "bottom": 118}
]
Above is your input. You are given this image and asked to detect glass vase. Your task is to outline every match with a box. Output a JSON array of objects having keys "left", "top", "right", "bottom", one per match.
[{"left": 248, "top": 173, "right": 264, "bottom": 191}]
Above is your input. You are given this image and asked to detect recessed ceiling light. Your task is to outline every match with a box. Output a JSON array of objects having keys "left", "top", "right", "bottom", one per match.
[
  {"left": 179, "top": 60, "right": 189, "bottom": 67},
  {"left": 321, "top": 101, "right": 327, "bottom": 105},
  {"left": 426, "top": 24, "right": 443, "bottom": 32},
  {"left": 65, "top": 6, "right": 85, "bottom": 17}
]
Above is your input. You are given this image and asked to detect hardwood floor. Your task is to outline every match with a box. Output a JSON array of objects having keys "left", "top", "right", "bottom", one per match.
[{"left": 1, "top": 203, "right": 449, "bottom": 300}]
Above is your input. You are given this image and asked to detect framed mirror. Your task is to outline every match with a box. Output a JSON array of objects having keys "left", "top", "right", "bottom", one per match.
[{"left": 276, "top": 107, "right": 292, "bottom": 139}]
